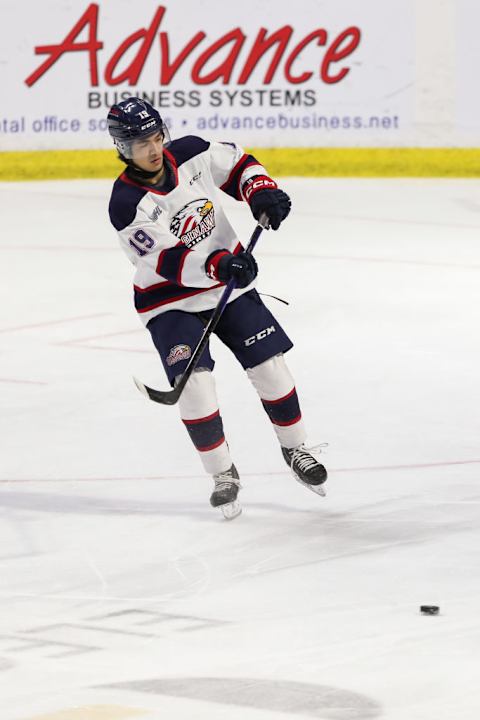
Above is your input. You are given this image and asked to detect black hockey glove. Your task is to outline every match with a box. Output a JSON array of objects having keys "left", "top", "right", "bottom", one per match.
[
  {"left": 205, "top": 250, "right": 258, "bottom": 288},
  {"left": 244, "top": 176, "right": 291, "bottom": 230}
]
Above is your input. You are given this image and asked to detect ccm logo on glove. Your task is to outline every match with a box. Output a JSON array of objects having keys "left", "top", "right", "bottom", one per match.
[
  {"left": 244, "top": 176, "right": 292, "bottom": 231},
  {"left": 243, "top": 176, "right": 278, "bottom": 201}
]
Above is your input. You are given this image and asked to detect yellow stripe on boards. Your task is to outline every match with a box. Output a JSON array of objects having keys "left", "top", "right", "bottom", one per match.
[
  {"left": 258, "top": 147, "right": 480, "bottom": 178},
  {"left": 0, "top": 150, "right": 121, "bottom": 181},
  {"left": 23, "top": 705, "right": 147, "bottom": 720},
  {"left": 1, "top": 148, "right": 480, "bottom": 181}
]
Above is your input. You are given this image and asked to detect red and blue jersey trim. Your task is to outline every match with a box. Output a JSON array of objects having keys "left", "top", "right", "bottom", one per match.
[
  {"left": 156, "top": 243, "right": 192, "bottom": 285},
  {"left": 220, "top": 153, "right": 262, "bottom": 200},
  {"left": 134, "top": 242, "right": 243, "bottom": 313}
]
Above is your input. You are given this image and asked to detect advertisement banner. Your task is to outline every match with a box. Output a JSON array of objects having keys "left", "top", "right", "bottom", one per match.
[
  {"left": 0, "top": 0, "right": 418, "bottom": 151},
  {"left": 457, "top": 0, "right": 479, "bottom": 142}
]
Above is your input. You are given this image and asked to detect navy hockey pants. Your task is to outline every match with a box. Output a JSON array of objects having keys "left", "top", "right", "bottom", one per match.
[{"left": 147, "top": 289, "right": 293, "bottom": 386}]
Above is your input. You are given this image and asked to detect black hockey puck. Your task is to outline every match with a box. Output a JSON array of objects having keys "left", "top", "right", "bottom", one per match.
[{"left": 420, "top": 605, "right": 440, "bottom": 615}]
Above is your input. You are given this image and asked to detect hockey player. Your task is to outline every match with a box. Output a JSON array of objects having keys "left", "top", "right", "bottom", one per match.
[{"left": 107, "top": 97, "right": 327, "bottom": 519}]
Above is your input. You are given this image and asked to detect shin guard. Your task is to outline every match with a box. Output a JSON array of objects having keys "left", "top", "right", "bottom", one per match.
[
  {"left": 178, "top": 369, "right": 232, "bottom": 475},
  {"left": 246, "top": 354, "right": 307, "bottom": 448}
]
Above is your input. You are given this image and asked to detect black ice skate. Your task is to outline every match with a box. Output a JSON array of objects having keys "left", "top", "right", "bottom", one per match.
[
  {"left": 210, "top": 464, "right": 242, "bottom": 520},
  {"left": 282, "top": 445, "right": 327, "bottom": 497}
]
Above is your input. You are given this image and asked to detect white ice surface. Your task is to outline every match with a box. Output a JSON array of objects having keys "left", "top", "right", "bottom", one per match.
[{"left": 0, "top": 177, "right": 479, "bottom": 720}]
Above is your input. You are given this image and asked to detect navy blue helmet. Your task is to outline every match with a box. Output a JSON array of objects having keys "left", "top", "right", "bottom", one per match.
[{"left": 107, "top": 97, "right": 169, "bottom": 158}]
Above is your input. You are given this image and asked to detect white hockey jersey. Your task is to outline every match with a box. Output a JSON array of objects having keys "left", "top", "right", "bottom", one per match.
[{"left": 108, "top": 136, "right": 270, "bottom": 326}]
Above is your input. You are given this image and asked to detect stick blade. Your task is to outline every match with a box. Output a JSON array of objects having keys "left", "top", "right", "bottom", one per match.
[
  {"left": 133, "top": 376, "right": 150, "bottom": 398},
  {"left": 133, "top": 376, "right": 181, "bottom": 405}
]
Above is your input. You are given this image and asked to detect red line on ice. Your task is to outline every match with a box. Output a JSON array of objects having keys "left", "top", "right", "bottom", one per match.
[
  {"left": 1, "top": 458, "right": 480, "bottom": 484},
  {"left": 0, "top": 378, "right": 47, "bottom": 385},
  {"left": 0, "top": 313, "right": 112, "bottom": 334}
]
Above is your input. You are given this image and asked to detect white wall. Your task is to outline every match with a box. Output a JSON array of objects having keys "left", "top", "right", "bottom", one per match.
[{"left": 0, "top": 0, "right": 477, "bottom": 150}]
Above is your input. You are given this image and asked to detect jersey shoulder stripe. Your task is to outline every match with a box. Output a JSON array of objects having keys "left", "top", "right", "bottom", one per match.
[
  {"left": 109, "top": 176, "right": 148, "bottom": 231},
  {"left": 108, "top": 136, "right": 210, "bottom": 231},
  {"left": 220, "top": 153, "right": 260, "bottom": 200},
  {"left": 167, "top": 135, "right": 210, "bottom": 167}
]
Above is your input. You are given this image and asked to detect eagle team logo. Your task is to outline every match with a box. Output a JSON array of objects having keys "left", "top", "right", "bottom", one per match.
[
  {"left": 166, "top": 344, "right": 191, "bottom": 366},
  {"left": 170, "top": 199, "right": 216, "bottom": 248}
]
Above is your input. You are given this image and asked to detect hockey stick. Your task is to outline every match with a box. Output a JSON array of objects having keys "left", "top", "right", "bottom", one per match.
[{"left": 133, "top": 213, "right": 270, "bottom": 406}]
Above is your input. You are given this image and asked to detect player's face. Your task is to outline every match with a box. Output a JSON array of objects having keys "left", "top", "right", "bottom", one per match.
[{"left": 131, "top": 131, "right": 164, "bottom": 172}]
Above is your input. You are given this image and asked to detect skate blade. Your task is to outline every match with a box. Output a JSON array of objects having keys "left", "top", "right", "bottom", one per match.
[
  {"left": 220, "top": 500, "right": 242, "bottom": 520},
  {"left": 293, "top": 474, "right": 326, "bottom": 497}
]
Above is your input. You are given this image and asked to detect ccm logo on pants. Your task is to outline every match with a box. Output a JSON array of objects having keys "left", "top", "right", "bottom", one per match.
[{"left": 244, "top": 326, "right": 276, "bottom": 346}]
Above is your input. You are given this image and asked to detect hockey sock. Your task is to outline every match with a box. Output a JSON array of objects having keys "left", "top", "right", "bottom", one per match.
[
  {"left": 177, "top": 368, "right": 233, "bottom": 475},
  {"left": 246, "top": 354, "right": 307, "bottom": 448}
]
